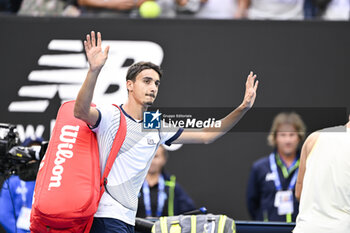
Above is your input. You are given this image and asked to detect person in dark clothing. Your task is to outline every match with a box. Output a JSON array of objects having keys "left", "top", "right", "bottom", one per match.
[
  {"left": 0, "top": 0, "right": 22, "bottom": 13},
  {"left": 0, "top": 137, "right": 43, "bottom": 233},
  {"left": 137, "top": 146, "right": 195, "bottom": 218},
  {"left": 246, "top": 112, "right": 306, "bottom": 222}
]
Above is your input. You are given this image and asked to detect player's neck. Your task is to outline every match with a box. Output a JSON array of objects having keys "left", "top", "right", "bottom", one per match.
[
  {"left": 277, "top": 150, "right": 297, "bottom": 168},
  {"left": 146, "top": 173, "right": 160, "bottom": 187},
  {"left": 123, "top": 98, "right": 148, "bottom": 121}
]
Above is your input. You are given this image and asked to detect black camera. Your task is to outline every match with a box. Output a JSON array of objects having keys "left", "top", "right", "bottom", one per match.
[
  {"left": 0, "top": 123, "right": 19, "bottom": 157},
  {"left": 0, "top": 123, "right": 47, "bottom": 181}
]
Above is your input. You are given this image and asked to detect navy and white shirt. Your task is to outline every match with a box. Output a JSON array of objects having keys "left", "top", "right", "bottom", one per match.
[{"left": 91, "top": 104, "right": 183, "bottom": 225}]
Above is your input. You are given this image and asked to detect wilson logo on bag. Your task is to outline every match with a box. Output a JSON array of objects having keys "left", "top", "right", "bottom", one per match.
[{"left": 49, "top": 125, "right": 79, "bottom": 190}]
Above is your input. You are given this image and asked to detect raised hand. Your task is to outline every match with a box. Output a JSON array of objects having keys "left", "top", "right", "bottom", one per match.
[
  {"left": 242, "top": 71, "right": 259, "bottom": 109},
  {"left": 84, "top": 31, "right": 110, "bottom": 72}
]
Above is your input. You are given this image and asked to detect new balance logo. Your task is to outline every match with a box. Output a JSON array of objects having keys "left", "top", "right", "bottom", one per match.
[{"left": 9, "top": 40, "right": 164, "bottom": 113}]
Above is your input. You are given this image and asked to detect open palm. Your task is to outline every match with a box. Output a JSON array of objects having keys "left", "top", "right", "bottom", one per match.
[
  {"left": 84, "top": 31, "right": 110, "bottom": 72},
  {"left": 242, "top": 71, "right": 259, "bottom": 109}
]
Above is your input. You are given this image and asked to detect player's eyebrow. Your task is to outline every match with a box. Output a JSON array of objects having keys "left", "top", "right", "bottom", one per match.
[
  {"left": 142, "top": 77, "right": 160, "bottom": 84},
  {"left": 142, "top": 77, "right": 153, "bottom": 81}
]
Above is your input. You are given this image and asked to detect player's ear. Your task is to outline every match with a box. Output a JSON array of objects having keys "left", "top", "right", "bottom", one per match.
[{"left": 126, "top": 80, "right": 134, "bottom": 92}]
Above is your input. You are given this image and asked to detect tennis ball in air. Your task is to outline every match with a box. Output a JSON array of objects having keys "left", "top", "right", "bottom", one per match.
[{"left": 139, "top": 1, "right": 161, "bottom": 18}]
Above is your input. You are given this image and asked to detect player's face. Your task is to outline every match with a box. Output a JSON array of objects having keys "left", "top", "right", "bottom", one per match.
[
  {"left": 275, "top": 124, "right": 300, "bottom": 156},
  {"left": 128, "top": 69, "right": 160, "bottom": 107},
  {"left": 148, "top": 147, "right": 166, "bottom": 174}
]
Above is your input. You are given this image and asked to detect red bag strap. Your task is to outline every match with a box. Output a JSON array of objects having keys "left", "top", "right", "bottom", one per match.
[
  {"left": 84, "top": 105, "right": 127, "bottom": 233},
  {"left": 101, "top": 104, "right": 127, "bottom": 190}
]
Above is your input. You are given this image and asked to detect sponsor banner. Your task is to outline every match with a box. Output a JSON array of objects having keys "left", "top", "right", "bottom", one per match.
[
  {"left": 1, "top": 17, "right": 350, "bottom": 142},
  {"left": 143, "top": 107, "right": 347, "bottom": 132}
]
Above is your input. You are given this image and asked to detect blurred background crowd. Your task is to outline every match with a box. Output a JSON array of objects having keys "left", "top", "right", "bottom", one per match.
[{"left": 0, "top": 0, "right": 349, "bottom": 20}]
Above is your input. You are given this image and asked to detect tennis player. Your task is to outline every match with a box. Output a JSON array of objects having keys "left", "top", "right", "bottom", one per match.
[
  {"left": 74, "top": 31, "right": 259, "bottom": 233},
  {"left": 293, "top": 116, "right": 350, "bottom": 233}
]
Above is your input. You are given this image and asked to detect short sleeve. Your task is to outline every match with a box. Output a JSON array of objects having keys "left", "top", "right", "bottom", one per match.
[
  {"left": 88, "top": 108, "right": 101, "bottom": 130},
  {"left": 160, "top": 128, "right": 184, "bottom": 146},
  {"left": 90, "top": 104, "right": 120, "bottom": 136}
]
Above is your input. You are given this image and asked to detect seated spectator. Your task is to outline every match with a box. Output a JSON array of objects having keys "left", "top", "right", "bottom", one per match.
[
  {"left": 194, "top": 0, "right": 236, "bottom": 19},
  {"left": 235, "top": 0, "right": 304, "bottom": 20},
  {"left": 176, "top": 0, "right": 207, "bottom": 15},
  {"left": 0, "top": 137, "right": 43, "bottom": 233},
  {"left": 77, "top": 0, "right": 137, "bottom": 17},
  {"left": 322, "top": 0, "right": 349, "bottom": 20},
  {"left": 307, "top": 0, "right": 350, "bottom": 20},
  {"left": 137, "top": 145, "right": 195, "bottom": 218},
  {"left": 77, "top": 0, "right": 177, "bottom": 17},
  {"left": 17, "top": 0, "right": 80, "bottom": 16},
  {"left": 246, "top": 112, "right": 306, "bottom": 222},
  {"left": 0, "top": 0, "right": 22, "bottom": 13}
]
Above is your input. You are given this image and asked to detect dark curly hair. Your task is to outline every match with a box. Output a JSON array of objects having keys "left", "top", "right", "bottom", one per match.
[{"left": 126, "top": 61, "right": 163, "bottom": 82}]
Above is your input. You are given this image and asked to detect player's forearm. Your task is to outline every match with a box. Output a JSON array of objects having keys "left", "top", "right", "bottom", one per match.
[
  {"left": 74, "top": 69, "right": 100, "bottom": 121},
  {"left": 295, "top": 182, "right": 302, "bottom": 201},
  {"left": 235, "top": 0, "right": 250, "bottom": 18},
  {"left": 78, "top": 0, "right": 133, "bottom": 10},
  {"left": 78, "top": 0, "right": 112, "bottom": 9},
  {"left": 201, "top": 104, "right": 249, "bottom": 143},
  {"left": 237, "top": 0, "right": 250, "bottom": 10}
]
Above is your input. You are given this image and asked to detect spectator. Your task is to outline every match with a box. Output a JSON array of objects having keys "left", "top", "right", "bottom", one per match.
[
  {"left": 77, "top": 0, "right": 137, "bottom": 17},
  {"left": 307, "top": 0, "right": 350, "bottom": 20},
  {"left": 137, "top": 145, "right": 196, "bottom": 218},
  {"left": 176, "top": 0, "right": 207, "bottom": 16},
  {"left": 246, "top": 112, "right": 306, "bottom": 222},
  {"left": 0, "top": 0, "right": 22, "bottom": 13},
  {"left": 77, "top": 0, "right": 177, "bottom": 18},
  {"left": 0, "top": 176, "right": 35, "bottom": 233},
  {"left": 17, "top": 0, "right": 80, "bottom": 17},
  {"left": 322, "top": 0, "right": 349, "bottom": 20},
  {"left": 194, "top": 0, "right": 236, "bottom": 19},
  {"left": 0, "top": 138, "right": 43, "bottom": 233},
  {"left": 235, "top": 0, "right": 304, "bottom": 20},
  {"left": 294, "top": 117, "right": 350, "bottom": 233}
]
